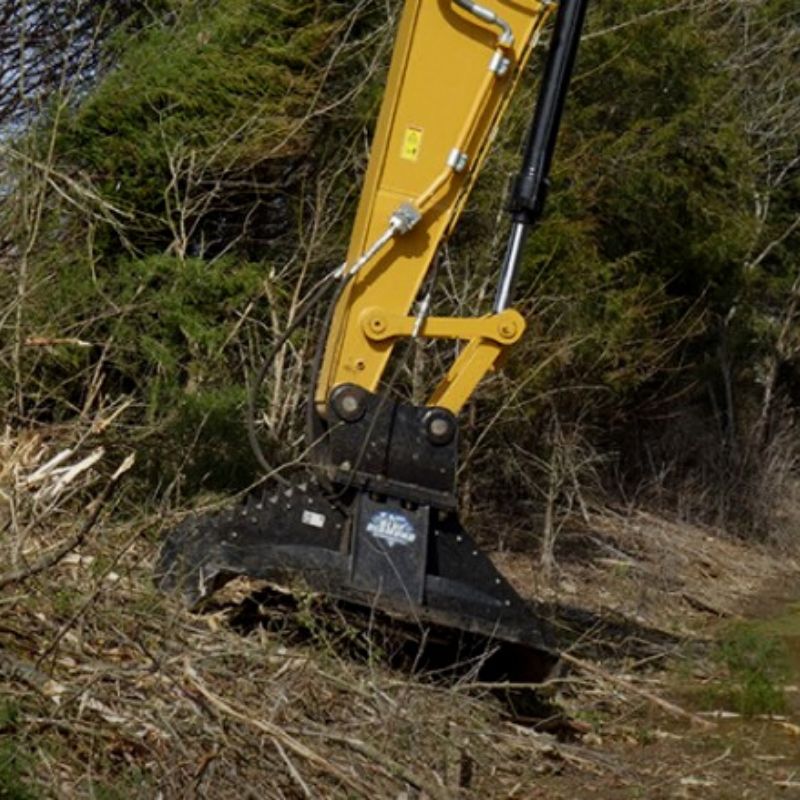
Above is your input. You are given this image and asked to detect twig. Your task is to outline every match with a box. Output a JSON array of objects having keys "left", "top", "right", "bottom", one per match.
[
  {"left": 329, "top": 735, "right": 453, "bottom": 800},
  {"left": 274, "top": 740, "right": 313, "bottom": 799},
  {"left": 24, "top": 336, "right": 92, "bottom": 348},
  {"left": 185, "top": 667, "right": 369, "bottom": 797},
  {"left": 35, "top": 506, "right": 151, "bottom": 666}
]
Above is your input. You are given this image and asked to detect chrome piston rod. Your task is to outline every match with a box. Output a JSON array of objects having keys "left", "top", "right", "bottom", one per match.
[{"left": 494, "top": 221, "right": 528, "bottom": 313}]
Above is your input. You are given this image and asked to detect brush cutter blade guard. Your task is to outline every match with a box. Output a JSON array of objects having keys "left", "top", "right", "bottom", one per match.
[{"left": 156, "top": 479, "right": 554, "bottom": 675}]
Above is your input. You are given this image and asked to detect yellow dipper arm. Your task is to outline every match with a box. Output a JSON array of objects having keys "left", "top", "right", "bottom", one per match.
[{"left": 314, "top": 0, "right": 552, "bottom": 417}]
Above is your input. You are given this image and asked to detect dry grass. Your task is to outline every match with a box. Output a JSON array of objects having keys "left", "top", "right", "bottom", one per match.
[
  {"left": 0, "top": 423, "right": 607, "bottom": 799},
  {"left": 495, "top": 506, "right": 800, "bottom": 635},
  {"left": 2, "top": 422, "right": 800, "bottom": 799}
]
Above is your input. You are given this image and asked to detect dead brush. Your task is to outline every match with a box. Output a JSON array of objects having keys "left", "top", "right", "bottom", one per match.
[
  {"left": 635, "top": 399, "right": 800, "bottom": 542},
  {"left": 0, "top": 427, "right": 795, "bottom": 798},
  {"left": 0, "top": 421, "right": 609, "bottom": 798},
  {"left": 0, "top": 415, "right": 135, "bottom": 591}
]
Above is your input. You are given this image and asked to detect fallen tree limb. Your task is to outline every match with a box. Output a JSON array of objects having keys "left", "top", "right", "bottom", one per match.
[
  {"left": 328, "top": 734, "right": 453, "bottom": 800},
  {"left": 185, "top": 666, "right": 370, "bottom": 797}
]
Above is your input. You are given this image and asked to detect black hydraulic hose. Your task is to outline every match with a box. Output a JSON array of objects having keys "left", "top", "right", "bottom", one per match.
[
  {"left": 248, "top": 269, "right": 413, "bottom": 496},
  {"left": 304, "top": 277, "right": 348, "bottom": 457},
  {"left": 246, "top": 273, "right": 343, "bottom": 481}
]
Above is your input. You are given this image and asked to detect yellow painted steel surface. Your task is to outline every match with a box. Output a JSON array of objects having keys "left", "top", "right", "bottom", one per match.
[{"left": 315, "top": 0, "right": 551, "bottom": 415}]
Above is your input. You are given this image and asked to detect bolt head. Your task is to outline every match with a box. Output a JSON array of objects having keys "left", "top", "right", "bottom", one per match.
[
  {"left": 330, "top": 384, "right": 367, "bottom": 422},
  {"left": 430, "top": 418, "right": 450, "bottom": 438},
  {"left": 340, "top": 394, "right": 359, "bottom": 415},
  {"left": 499, "top": 321, "right": 518, "bottom": 339},
  {"left": 423, "top": 408, "right": 457, "bottom": 446}
]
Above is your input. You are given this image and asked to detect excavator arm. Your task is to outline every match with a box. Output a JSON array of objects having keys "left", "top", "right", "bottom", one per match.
[
  {"left": 157, "top": 0, "right": 590, "bottom": 679},
  {"left": 315, "top": 0, "right": 552, "bottom": 415}
]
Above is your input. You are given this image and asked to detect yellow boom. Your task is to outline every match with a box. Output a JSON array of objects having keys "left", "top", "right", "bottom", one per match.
[{"left": 315, "top": 0, "right": 552, "bottom": 416}]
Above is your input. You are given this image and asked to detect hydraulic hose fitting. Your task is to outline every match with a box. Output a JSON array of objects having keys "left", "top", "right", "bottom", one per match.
[
  {"left": 336, "top": 203, "right": 421, "bottom": 282},
  {"left": 390, "top": 202, "right": 422, "bottom": 235},
  {"left": 452, "top": 0, "right": 515, "bottom": 47}
]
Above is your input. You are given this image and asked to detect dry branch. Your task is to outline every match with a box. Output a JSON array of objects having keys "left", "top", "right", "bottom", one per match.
[
  {"left": 185, "top": 666, "right": 371, "bottom": 797},
  {"left": 324, "top": 734, "right": 453, "bottom": 800}
]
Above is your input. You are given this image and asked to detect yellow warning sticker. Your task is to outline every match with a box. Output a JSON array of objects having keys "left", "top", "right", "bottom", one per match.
[{"left": 401, "top": 126, "right": 423, "bottom": 162}]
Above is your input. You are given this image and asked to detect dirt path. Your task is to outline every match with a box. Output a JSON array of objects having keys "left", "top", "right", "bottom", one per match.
[{"left": 503, "top": 516, "right": 800, "bottom": 799}]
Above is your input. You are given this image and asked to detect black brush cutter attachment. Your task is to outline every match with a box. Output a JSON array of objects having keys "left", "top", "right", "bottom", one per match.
[
  {"left": 156, "top": 389, "right": 557, "bottom": 681},
  {"left": 155, "top": 479, "right": 553, "bottom": 662}
]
